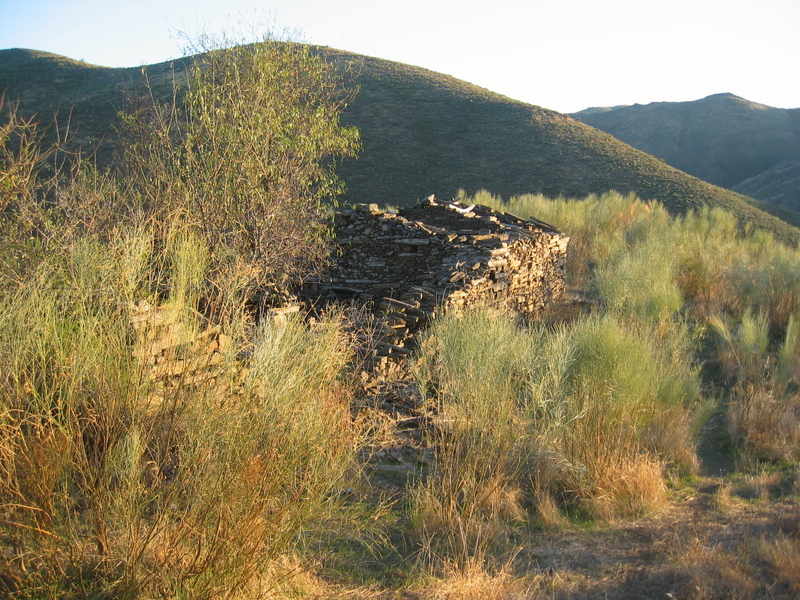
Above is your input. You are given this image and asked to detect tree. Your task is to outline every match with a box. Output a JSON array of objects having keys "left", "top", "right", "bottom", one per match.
[{"left": 121, "top": 35, "right": 360, "bottom": 310}]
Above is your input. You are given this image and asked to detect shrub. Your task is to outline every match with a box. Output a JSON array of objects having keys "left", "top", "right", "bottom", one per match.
[
  {"left": 411, "top": 310, "right": 699, "bottom": 565},
  {"left": 0, "top": 39, "right": 364, "bottom": 597},
  {"left": 524, "top": 315, "right": 698, "bottom": 519},
  {"left": 120, "top": 35, "right": 360, "bottom": 312},
  {"left": 594, "top": 235, "right": 682, "bottom": 325},
  {"left": 410, "top": 311, "right": 529, "bottom": 570},
  {"left": 0, "top": 237, "right": 361, "bottom": 597},
  {"left": 713, "top": 310, "right": 800, "bottom": 463}
]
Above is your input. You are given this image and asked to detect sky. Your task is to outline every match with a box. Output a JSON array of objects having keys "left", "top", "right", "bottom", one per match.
[{"left": 1, "top": 0, "right": 798, "bottom": 114}]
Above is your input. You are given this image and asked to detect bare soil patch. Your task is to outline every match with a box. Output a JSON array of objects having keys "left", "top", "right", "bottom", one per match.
[{"left": 508, "top": 478, "right": 799, "bottom": 599}]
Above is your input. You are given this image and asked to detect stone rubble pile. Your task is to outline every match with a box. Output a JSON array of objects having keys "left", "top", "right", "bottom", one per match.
[
  {"left": 131, "top": 301, "right": 230, "bottom": 392},
  {"left": 132, "top": 195, "right": 569, "bottom": 406},
  {"left": 305, "top": 195, "right": 570, "bottom": 375}
]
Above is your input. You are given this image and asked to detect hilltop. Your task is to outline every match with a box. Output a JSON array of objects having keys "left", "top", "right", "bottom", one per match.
[
  {"left": 572, "top": 93, "right": 800, "bottom": 213},
  {"left": 1, "top": 46, "right": 799, "bottom": 244}
]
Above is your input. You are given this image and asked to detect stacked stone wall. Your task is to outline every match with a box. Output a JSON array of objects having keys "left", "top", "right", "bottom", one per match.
[
  {"left": 305, "top": 196, "right": 569, "bottom": 371},
  {"left": 132, "top": 196, "right": 570, "bottom": 392}
]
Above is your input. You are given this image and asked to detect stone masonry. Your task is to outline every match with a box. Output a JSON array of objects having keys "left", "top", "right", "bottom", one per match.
[
  {"left": 305, "top": 195, "right": 570, "bottom": 372},
  {"left": 130, "top": 196, "right": 570, "bottom": 394}
]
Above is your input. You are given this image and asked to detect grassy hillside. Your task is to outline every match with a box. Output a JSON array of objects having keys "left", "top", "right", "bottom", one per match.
[
  {"left": 325, "top": 51, "right": 800, "bottom": 242},
  {"left": 573, "top": 93, "right": 800, "bottom": 212},
  {"left": 0, "top": 48, "right": 182, "bottom": 152},
  {"left": 735, "top": 161, "right": 800, "bottom": 209},
  {"left": 3, "top": 43, "right": 800, "bottom": 599},
  {"left": 2, "top": 46, "right": 799, "bottom": 244}
]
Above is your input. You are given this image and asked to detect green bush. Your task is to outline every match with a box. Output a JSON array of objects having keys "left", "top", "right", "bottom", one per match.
[
  {"left": 712, "top": 309, "right": 800, "bottom": 463},
  {"left": 410, "top": 311, "right": 529, "bottom": 570},
  {"left": 594, "top": 236, "right": 682, "bottom": 324},
  {"left": 523, "top": 315, "right": 699, "bottom": 518},
  {"left": 120, "top": 36, "right": 360, "bottom": 311},
  {"left": 411, "top": 309, "right": 699, "bottom": 566},
  {"left": 0, "top": 38, "right": 364, "bottom": 598},
  {"left": 0, "top": 236, "right": 361, "bottom": 597}
]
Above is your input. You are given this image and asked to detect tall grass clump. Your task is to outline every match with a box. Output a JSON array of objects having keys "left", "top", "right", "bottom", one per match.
[
  {"left": 141, "top": 311, "right": 359, "bottom": 599},
  {"left": 0, "top": 237, "right": 148, "bottom": 596},
  {"left": 410, "top": 311, "right": 529, "bottom": 570},
  {"left": 524, "top": 314, "right": 699, "bottom": 520},
  {"left": 712, "top": 310, "right": 800, "bottom": 464},
  {"left": 672, "top": 207, "right": 742, "bottom": 319},
  {"left": 0, "top": 241, "right": 361, "bottom": 597},
  {"left": 0, "top": 98, "right": 64, "bottom": 284},
  {"left": 594, "top": 234, "right": 682, "bottom": 325},
  {"left": 411, "top": 309, "right": 699, "bottom": 567},
  {"left": 723, "top": 235, "right": 800, "bottom": 330}
]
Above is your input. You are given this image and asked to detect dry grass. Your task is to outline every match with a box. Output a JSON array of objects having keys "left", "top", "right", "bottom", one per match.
[
  {"left": 584, "top": 454, "right": 668, "bottom": 521},
  {"left": 728, "top": 387, "right": 800, "bottom": 463},
  {"left": 673, "top": 538, "right": 757, "bottom": 600},
  {"left": 530, "top": 488, "right": 570, "bottom": 529},
  {"left": 416, "top": 561, "right": 535, "bottom": 600},
  {"left": 713, "top": 482, "right": 736, "bottom": 513},
  {"left": 755, "top": 505, "right": 800, "bottom": 595},
  {"left": 409, "top": 311, "right": 530, "bottom": 569},
  {"left": 712, "top": 309, "right": 800, "bottom": 465},
  {"left": 535, "top": 415, "right": 672, "bottom": 521},
  {"left": 758, "top": 535, "right": 800, "bottom": 594},
  {"left": 0, "top": 236, "right": 363, "bottom": 597}
]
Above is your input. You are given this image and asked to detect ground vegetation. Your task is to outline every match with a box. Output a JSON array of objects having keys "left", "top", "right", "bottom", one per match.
[{"left": 1, "top": 36, "right": 800, "bottom": 600}]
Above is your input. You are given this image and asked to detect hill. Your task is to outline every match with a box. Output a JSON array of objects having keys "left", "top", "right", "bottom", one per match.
[
  {"left": 572, "top": 93, "right": 800, "bottom": 213},
  {"left": 1, "top": 47, "right": 799, "bottom": 245},
  {"left": 0, "top": 48, "right": 182, "bottom": 151}
]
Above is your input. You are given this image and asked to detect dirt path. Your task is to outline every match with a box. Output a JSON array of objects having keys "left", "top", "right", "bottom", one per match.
[
  {"left": 356, "top": 440, "right": 798, "bottom": 599},
  {"left": 511, "top": 478, "right": 799, "bottom": 599}
]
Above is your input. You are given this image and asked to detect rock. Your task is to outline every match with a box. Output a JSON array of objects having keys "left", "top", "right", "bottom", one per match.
[{"left": 303, "top": 194, "right": 570, "bottom": 381}]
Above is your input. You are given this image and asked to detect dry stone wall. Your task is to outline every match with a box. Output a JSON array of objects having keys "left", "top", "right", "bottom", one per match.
[
  {"left": 131, "top": 196, "right": 570, "bottom": 393},
  {"left": 131, "top": 301, "right": 229, "bottom": 391},
  {"left": 305, "top": 195, "right": 570, "bottom": 372}
]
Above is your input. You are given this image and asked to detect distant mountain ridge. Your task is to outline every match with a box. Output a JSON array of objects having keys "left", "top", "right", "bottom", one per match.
[
  {"left": 572, "top": 93, "right": 800, "bottom": 212},
  {"left": 1, "top": 47, "right": 799, "bottom": 245}
]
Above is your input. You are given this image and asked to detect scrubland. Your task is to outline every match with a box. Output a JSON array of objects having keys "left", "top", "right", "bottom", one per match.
[{"left": 2, "top": 40, "right": 800, "bottom": 599}]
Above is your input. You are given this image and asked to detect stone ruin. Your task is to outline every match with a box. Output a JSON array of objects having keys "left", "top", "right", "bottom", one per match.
[
  {"left": 304, "top": 195, "right": 570, "bottom": 374},
  {"left": 129, "top": 196, "right": 569, "bottom": 399}
]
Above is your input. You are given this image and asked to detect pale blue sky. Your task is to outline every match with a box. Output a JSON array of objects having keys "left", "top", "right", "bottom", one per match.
[{"left": 1, "top": 0, "right": 798, "bottom": 113}]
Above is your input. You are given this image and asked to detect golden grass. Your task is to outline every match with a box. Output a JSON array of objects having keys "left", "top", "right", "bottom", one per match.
[
  {"left": 758, "top": 535, "right": 800, "bottom": 594},
  {"left": 416, "top": 561, "right": 535, "bottom": 600},
  {"left": 585, "top": 454, "right": 668, "bottom": 520},
  {"left": 530, "top": 489, "right": 570, "bottom": 528},
  {"left": 730, "top": 388, "right": 800, "bottom": 464},
  {"left": 674, "top": 539, "right": 757, "bottom": 600}
]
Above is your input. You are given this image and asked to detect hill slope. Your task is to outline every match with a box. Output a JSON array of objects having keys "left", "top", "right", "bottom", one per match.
[
  {"left": 0, "top": 48, "right": 182, "bottom": 150},
  {"left": 1, "top": 47, "right": 799, "bottom": 245},
  {"left": 572, "top": 93, "right": 800, "bottom": 212}
]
